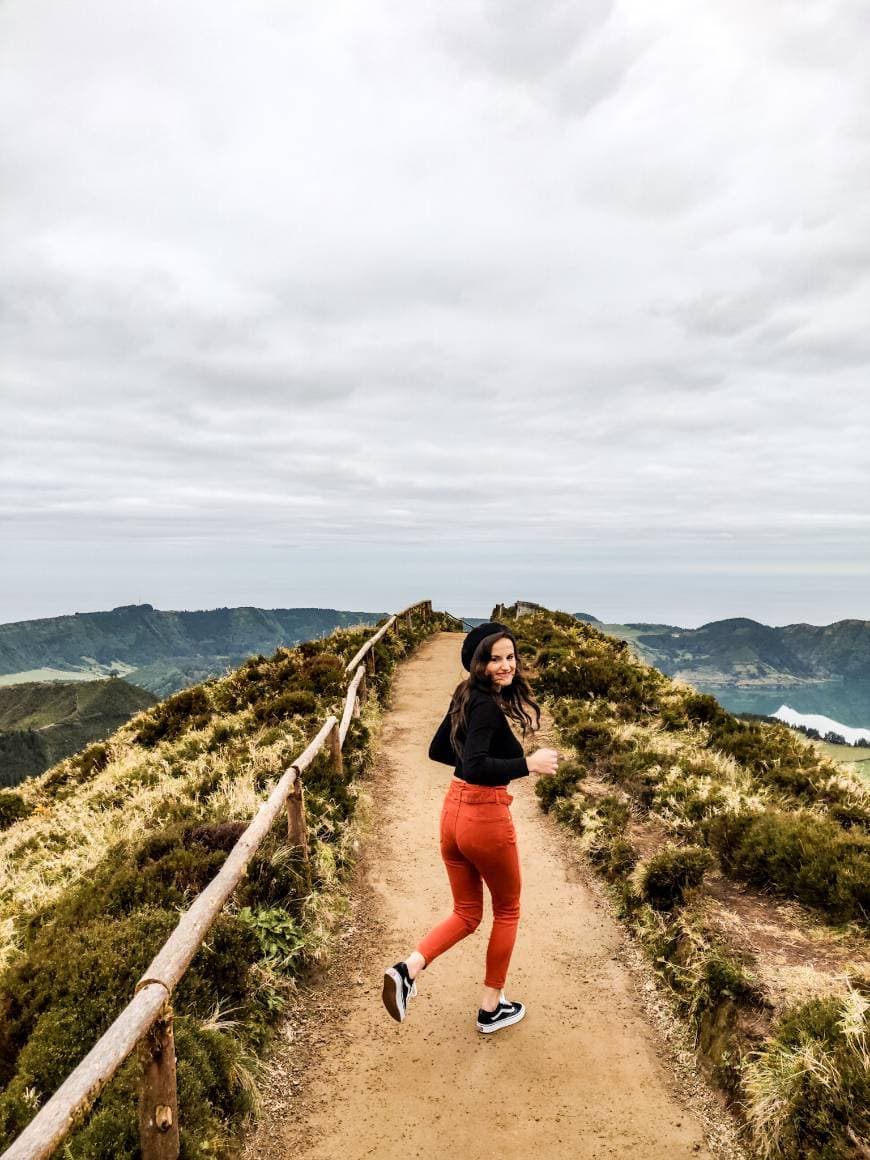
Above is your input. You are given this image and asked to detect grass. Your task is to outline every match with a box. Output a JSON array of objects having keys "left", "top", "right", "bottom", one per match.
[
  {"left": 815, "top": 740, "right": 870, "bottom": 787},
  {"left": 0, "top": 609, "right": 448, "bottom": 1157},
  {"left": 499, "top": 602, "right": 870, "bottom": 1160}
]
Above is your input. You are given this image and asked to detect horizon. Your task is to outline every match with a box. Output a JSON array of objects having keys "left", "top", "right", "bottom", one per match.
[{"left": 0, "top": 593, "right": 865, "bottom": 634}]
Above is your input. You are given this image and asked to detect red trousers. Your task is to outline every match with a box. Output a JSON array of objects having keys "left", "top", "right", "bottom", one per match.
[{"left": 416, "top": 780, "right": 521, "bottom": 989}]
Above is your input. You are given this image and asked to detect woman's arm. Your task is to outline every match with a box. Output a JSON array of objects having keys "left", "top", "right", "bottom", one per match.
[{"left": 461, "top": 696, "right": 529, "bottom": 785}]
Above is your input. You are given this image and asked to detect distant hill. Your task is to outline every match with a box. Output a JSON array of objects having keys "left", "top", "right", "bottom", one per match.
[
  {"left": 0, "top": 679, "right": 157, "bottom": 787},
  {"left": 0, "top": 604, "right": 388, "bottom": 697},
  {"left": 582, "top": 613, "right": 870, "bottom": 728}
]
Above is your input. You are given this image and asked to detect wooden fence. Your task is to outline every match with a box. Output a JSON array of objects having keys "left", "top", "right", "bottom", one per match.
[{"left": 2, "top": 599, "right": 447, "bottom": 1160}]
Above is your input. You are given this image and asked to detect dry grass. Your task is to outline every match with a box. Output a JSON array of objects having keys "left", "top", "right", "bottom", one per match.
[{"left": 0, "top": 701, "right": 308, "bottom": 970}]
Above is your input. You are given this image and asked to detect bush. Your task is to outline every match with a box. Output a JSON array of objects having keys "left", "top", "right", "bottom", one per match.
[
  {"left": 534, "top": 759, "right": 586, "bottom": 811},
  {"left": 593, "top": 835, "right": 638, "bottom": 879},
  {"left": 534, "top": 651, "right": 665, "bottom": 719},
  {"left": 683, "top": 692, "right": 730, "bottom": 727},
  {"left": 639, "top": 844, "right": 713, "bottom": 910},
  {"left": 743, "top": 993, "right": 870, "bottom": 1159},
  {"left": 300, "top": 652, "right": 345, "bottom": 696},
  {"left": 135, "top": 687, "right": 213, "bottom": 748},
  {"left": 570, "top": 721, "right": 621, "bottom": 761},
  {"left": 251, "top": 690, "right": 318, "bottom": 725},
  {"left": 0, "top": 791, "right": 32, "bottom": 831},
  {"left": 602, "top": 747, "right": 665, "bottom": 809},
  {"left": 40, "top": 742, "right": 113, "bottom": 796},
  {"left": 706, "top": 809, "right": 870, "bottom": 924}
]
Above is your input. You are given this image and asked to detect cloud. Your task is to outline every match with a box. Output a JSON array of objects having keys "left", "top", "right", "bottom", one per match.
[{"left": 1, "top": 0, "right": 869, "bottom": 625}]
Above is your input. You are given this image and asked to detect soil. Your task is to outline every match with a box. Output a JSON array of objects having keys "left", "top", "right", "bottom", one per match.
[{"left": 240, "top": 632, "right": 747, "bottom": 1160}]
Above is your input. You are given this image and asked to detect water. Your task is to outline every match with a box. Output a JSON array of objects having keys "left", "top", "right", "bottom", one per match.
[{"left": 706, "top": 678, "right": 870, "bottom": 732}]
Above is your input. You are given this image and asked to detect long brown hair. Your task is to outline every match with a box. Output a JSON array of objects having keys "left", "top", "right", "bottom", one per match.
[{"left": 448, "top": 630, "right": 541, "bottom": 757}]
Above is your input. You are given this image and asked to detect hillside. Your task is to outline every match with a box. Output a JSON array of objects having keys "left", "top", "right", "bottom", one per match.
[
  {"left": 0, "top": 679, "right": 157, "bottom": 788},
  {"left": 589, "top": 614, "right": 870, "bottom": 728},
  {"left": 0, "top": 604, "right": 388, "bottom": 697},
  {"left": 500, "top": 603, "right": 869, "bottom": 1160},
  {"left": 0, "top": 609, "right": 443, "bottom": 1155},
  {"left": 2, "top": 604, "right": 867, "bottom": 1159}
]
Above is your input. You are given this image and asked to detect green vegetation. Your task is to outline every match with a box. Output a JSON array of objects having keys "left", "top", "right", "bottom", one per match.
[
  {"left": 0, "top": 603, "right": 389, "bottom": 697},
  {"left": 500, "top": 602, "right": 870, "bottom": 1160},
  {"left": 0, "top": 679, "right": 157, "bottom": 788},
  {"left": 596, "top": 616, "right": 870, "bottom": 727},
  {"left": 0, "top": 792, "right": 32, "bottom": 832},
  {"left": 638, "top": 845, "right": 713, "bottom": 911},
  {"left": 0, "top": 609, "right": 449, "bottom": 1157},
  {"left": 743, "top": 989, "right": 870, "bottom": 1159},
  {"left": 707, "top": 809, "right": 870, "bottom": 922}
]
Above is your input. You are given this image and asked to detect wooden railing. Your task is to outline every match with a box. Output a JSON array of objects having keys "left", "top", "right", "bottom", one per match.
[{"left": 2, "top": 599, "right": 447, "bottom": 1160}]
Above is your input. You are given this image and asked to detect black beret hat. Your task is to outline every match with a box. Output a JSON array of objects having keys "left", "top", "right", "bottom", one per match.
[{"left": 461, "top": 621, "right": 513, "bottom": 671}]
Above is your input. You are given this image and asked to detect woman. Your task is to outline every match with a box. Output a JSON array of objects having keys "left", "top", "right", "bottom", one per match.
[{"left": 382, "top": 621, "right": 559, "bottom": 1033}]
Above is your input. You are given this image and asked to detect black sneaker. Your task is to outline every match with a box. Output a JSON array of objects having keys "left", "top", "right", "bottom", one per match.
[
  {"left": 382, "top": 961, "right": 417, "bottom": 1023},
  {"left": 476, "top": 998, "right": 526, "bottom": 1034}
]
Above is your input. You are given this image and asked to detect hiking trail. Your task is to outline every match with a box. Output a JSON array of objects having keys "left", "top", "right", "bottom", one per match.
[{"left": 242, "top": 632, "right": 743, "bottom": 1160}]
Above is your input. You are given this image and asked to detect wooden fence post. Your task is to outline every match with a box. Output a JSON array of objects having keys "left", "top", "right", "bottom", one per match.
[
  {"left": 286, "top": 774, "right": 312, "bottom": 890},
  {"left": 138, "top": 1006, "right": 180, "bottom": 1160},
  {"left": 328, "top": 719, "right": 343, "bottom": 779},
  {"left": 365, "top": 650, "right": 376, "bottom": 678}
]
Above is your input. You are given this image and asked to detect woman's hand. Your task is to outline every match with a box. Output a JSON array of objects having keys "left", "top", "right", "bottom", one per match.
[{"left": 526, "top": 747, "right": 560, "bottom": 775}]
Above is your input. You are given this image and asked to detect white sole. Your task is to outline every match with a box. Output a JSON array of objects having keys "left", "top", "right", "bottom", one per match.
[
  {"left": 382, "top": 968, "right": 405, "bottom": 1022},
  {"left": 382, "top": 967, "right": 417, "bottom": 1023},
  {"left": 476, "top": 1004, "right": 526, "bottom": 1034}
]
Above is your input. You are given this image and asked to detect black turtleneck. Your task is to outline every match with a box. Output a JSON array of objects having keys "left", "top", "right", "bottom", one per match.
[{"left": 428, "top": 687, "right": 529, "bottom": 786}]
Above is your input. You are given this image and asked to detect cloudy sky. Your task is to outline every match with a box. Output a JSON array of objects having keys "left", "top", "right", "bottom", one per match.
[{"left": 2, "top": 0, "right": 869, "bottom": 628}]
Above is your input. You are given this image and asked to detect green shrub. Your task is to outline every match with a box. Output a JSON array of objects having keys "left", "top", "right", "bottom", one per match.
[
  {"left": 534, "top": 759, "right": 586, "bottom": 811},
  {"left": 534, "top": 652, "right": 664, "bottom": 719},
  {"left": 135, "top": 687, "right": 213, "bottom": 748},
  {"left": 695, "top": 951, "right": 762, "bottom": 1016},
  {"left": 596, "top": 835, "right": 638, "bottom": 879},
  {"left": 596, "top": 794, "right": 631, "bottom": 832},
  {"left": 237, "top": 906, "right": 307, "bottom": 969},
  {"left": 603, "top": 747, "right": 664, "bottom": 809},
  {"left": 299, "top": 652, "right": 345, "bottom": 696},
  {"left": 706, "top": 809, "right": 870, "bottom": 923},
  {"left": 659, "top": 703, "right": 690, "bottom": 731},
  {"left": 639, "top": 844, "right": 713, "bottom": 910},
  {"left": 683, "top": 692, "right": 730, "bottom": 727},
  {"left": 0, "top": 791, "right": 32, "bottom": 831},
  {"left": 743, "top": 993, "right": 870, "bottom": 1159},
  {"left": 570, "top": 721, "right": 621, "bottom": 761},
  {"left": 829, "top": 799, "right": 870, "bottom": 833},
  {"left": 207, "top": 722, "right": 237, "bottom": 749},
  {"left": 251, "top": 690, "right": 318, "bottom": 725}
]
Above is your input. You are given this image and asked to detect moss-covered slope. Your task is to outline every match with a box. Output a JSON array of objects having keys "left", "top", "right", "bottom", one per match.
[
  {"left": 0, "top": 679, "right": 158, "bottom": 789},
  {"left": 0, "top": 609, "right": 450, "bottom": 1158},
  {"left": 499, "top": 603, "right": 869, "bottom": 1160}
]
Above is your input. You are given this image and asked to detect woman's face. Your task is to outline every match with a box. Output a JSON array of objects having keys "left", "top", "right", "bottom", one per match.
[{"left": 485, "top": 636, "right": 516, "bottom": 689}]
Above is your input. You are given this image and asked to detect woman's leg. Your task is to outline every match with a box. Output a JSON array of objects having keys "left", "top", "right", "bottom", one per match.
[
  {"left": 456, "top": 808, "right": 521, "bottom": 1009},
  {"left": 413, "top": 847, "right": 484, "bottom": 973},
  {"left": 477, "top": 838, "right": 521, "bottom": 996}
]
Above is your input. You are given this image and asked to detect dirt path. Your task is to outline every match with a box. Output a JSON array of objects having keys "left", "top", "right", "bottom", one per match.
[{"left": 243, "top": 632, "right": 723, "bottom": 1159}]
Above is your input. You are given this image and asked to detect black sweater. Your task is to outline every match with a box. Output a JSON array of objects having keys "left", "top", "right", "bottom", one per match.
[{"left": 428, "top": 688, "right": 529, "bottom": 786}]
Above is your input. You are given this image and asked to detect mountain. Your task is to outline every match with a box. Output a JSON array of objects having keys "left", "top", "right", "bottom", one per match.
[
  {"left": 0, "top": 679, "right": 157, "bottom": 787},
  {"left": 0, "top": 604, "right": 388, "bottom": 697},
  {"left": 583, "top": 613, "right": 870, "bottom": 729}
]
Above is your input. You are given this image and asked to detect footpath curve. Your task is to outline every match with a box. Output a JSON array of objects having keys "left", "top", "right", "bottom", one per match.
[{"left": 243, "top": 632, "right": 720, "bottom": 1159}]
